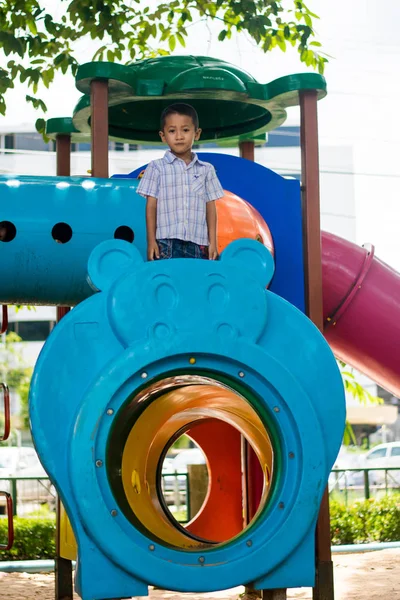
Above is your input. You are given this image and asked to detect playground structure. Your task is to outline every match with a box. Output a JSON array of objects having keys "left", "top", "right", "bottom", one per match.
[{"left": 0, "top": 56, "right": 399, "bottom": 600}]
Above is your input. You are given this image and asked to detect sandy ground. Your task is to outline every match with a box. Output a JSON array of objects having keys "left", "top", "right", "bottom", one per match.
[{"left": 0, "top": 549, "right": 399, "bottom": 599}]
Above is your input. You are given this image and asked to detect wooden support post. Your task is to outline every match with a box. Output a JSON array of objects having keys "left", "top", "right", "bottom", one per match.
[
  {"left": 300, "top": 90, "right": 334, "bottom": 600},
  {"left": 55, "top": 136, "right": 73, "bottom": 600},
  {"left": 55, "top": 307, "right": 72, "bottom": 600},
  {"left": 91, "top": 79, "right": 109, "bottom": 178},
  {"left": 239, "top": 136, "right": 287, "bottom": 600},
  {"left": 239, "top": 140, "right": 255, "bottom": 161},
  {"left": 56, "top": 135, "right": 71, "bottom": 177},
  {"left": 300, "top": 90, "right": 324, "bottom": 329},
  {"left": 262, "top": 590, "right": 287, "bottom": 600},
  {"left": 55, "top": 553, "right": 73, "bottom": 600}
]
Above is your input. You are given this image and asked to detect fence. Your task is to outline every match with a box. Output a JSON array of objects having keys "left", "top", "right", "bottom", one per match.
[
  {"left": 0, "top": 477, "right": 56, "bottom": 517},
  {"left": 329, "top": 467, "right": 400, "bottom": 506},
  {"left": 0, "top": 473, "right": 190, "bottom": 520},
  {"left": 160, "top": 472, "right": 190, "bottom": 522},
  {"left": 1, "top": 468, "right": 399, "bottom": 518}
]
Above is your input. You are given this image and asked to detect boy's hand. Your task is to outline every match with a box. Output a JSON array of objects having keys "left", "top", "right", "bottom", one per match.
[
  {"left": 147, "top": 240, "right": 160, "bottom": 261},
  {"left": 208, "top": 243, "right": 218, "bottom": 260}
]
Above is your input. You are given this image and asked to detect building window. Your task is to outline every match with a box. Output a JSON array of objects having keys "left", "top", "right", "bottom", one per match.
[
  {"left": 76, "top": 143, "right": 91, "bottom": 152},
  {"left": 8, "top": 320, "right": 56, "bottom": 341},
  {"left": 5, "top": 134, "right": 15, "bottom": 150},
  {"left": 14, "top": 133, "right": 50, "bottom": 152}
]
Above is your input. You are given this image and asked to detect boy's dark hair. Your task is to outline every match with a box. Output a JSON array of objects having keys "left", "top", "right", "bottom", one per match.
[{"left": 160, "top": 103, "right": 199, "bottom": 130}]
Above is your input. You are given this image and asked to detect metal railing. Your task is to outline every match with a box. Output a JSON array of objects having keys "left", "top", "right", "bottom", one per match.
[
  {"left": 4, "top": 467, "right": 396, "bottom": 520},
  {"left": 160, "top": 472, "right": 191, "bottom": 522},
  {"left": 0, "top": 474, "right": 190, "bottom": 520},
  {"left": 0, "top": 477, "right": 56, "bottom": 517},
  {"left": 329, "top": 466, "right": 400, "bottom": 506}
]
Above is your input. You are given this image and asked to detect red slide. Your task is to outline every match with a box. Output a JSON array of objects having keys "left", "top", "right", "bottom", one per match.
[{"left": 322, "top": 232, "right": 400, "bottom": 398}]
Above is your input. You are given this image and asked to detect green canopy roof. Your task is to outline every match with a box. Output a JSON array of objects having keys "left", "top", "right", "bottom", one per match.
[{"left": 46, "top": 56, "right": 326, "bottom": 144}]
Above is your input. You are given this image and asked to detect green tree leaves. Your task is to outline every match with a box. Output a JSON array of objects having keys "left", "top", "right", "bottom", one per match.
[{"left": 0, "top": 1, "right": 326, "bottom": 115}]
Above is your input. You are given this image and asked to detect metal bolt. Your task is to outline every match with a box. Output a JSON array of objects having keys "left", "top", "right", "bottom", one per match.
[
  {"left": 198, "top": 556, "right": 205, "bottom": 564},
  {"left": 149, "top": 544, "right": 155, "bottom": 551},
  {"left": 246, "top": 540, "right": 253, "bottom": 547},
  {"left": 95, "top": 460, "right": 103, "bottom": 467},
  {"left": 279, "top": 502, "right": 285, "bottom": 510},
  {"left": 106, "top": 408, "right": 114, "bottom": 416},
  {"left": 189, "top": 357, "right": 196, "bottom": 364},
  {"left": 111, "top": 509, "right": 118, "bottom": 517},
  {"left": 238, "top": 371, "right": 245, "bottom": 378},
  {"left": 273, "top": 406, "right": 280, "bottom": 413},
  {"left": 141, "top": 372, "right": 148, "bottom": 379},
  {"left": 289, "top": 452, "right": 295, "bottom": 459}
]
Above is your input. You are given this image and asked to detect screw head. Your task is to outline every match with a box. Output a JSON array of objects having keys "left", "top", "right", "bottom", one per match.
[
  {"left": 141, "top": 372, "right": 148, "bottom": 379},
  {"left": 189, "top": 357, "right": 196, "bottom": 365},
  {"left": 289, "top": 452, "right": 295, "bottom": 459},
  {"left": 246, "top": 540, "right": 253, "bottom": 547},
  {"left": 273, "top": 406, "right": 280, "bottom": 413},
  {"left": 106, "top": 408, "right": 114, "bottom": 416},
  {"left": 95, "top": 460, "right": 103, "bottom": 468},
  {"left": 238, "top": 371, "right": 245, "bottom": 378},
  {"left": 149, "top": 544, "right": 155, "bottom": 551},
  {"left": 111, "top": 509, "right": 118, "bottom": 517},
  {"left": 198, "top": 556, "right": 205, "bottom": 564},
  {"left": 279, "top": 502, "right": 285, "bottom": 510}
]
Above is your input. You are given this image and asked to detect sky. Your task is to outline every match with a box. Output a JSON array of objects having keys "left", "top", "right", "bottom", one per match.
[{"left": 2, "top": 0, "right": 400, "bottom": 270}]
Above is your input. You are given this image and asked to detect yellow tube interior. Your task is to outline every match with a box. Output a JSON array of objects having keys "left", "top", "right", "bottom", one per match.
[{"left": 121, "top": 376, "right": 274, "bottom": 549}]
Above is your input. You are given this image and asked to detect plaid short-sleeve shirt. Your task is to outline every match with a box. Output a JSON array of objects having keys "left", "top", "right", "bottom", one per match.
[{"left": 137, "top": 150, "right": 224, "bottom": 246}]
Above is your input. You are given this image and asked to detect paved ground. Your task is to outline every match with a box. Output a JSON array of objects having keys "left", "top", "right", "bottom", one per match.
[{"left": 0, "top": 548, "right": 399, "bottom": 599}]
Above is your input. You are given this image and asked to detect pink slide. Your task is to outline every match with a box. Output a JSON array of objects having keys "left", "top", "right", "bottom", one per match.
[{"left": 322, "top": 232, "right": 400, "bottom": 397}]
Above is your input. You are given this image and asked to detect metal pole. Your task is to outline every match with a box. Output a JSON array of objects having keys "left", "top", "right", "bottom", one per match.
[
  {"left": 91, "top": 79, "right": 109, "bottom": 178},
  {"left": 11, "top": 478, "right": 17, "bottom": 517},
  {"left": 363, "top": 469, "right": 370, "bottom": 500},
  {"left": 300, "top": 89, "right": 334, "bottom": 600}
]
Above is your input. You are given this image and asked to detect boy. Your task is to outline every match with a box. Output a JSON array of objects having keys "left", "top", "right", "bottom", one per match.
[{"left": 137, "top": 103, "right": 225, "bottom": 261}]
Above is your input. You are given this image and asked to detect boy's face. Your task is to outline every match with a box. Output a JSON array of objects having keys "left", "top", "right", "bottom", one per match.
[{"left": 159, "top": 113, "right": 201, "bottom": 157}]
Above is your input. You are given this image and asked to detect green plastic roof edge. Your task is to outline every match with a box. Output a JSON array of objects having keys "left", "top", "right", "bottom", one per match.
[
  {"left": 46, "top": 117, "right": 90, "bottom": 142},
  {"left": 70, "top": 56, "right": 326, "bottom": 144},
  {"left": 45, "top": 115, "right": 266, "bottom": 146}
]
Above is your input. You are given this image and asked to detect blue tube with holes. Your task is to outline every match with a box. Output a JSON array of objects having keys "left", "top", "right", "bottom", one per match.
[{"left": 0, "top": 175, "right": 145, "bottom": 305}]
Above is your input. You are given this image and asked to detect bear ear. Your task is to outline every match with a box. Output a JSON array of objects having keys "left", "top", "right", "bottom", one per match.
[
  {"left": 87, "top": 240, "right": 143, "bottom": 291},
  {"left": 220, "top": 239, "right": 275, "bottom": 287}
]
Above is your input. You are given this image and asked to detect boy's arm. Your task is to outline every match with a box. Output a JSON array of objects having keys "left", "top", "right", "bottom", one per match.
[
  {"left": 204, "top": 166, "right": 224, "bottom": 260},
  {"left": 137, "top": 162, "right": 160, "bottom": 261},
  {"left": 146, "top": 196, "right": 160, "bottom": 260},
  {"left": 206, "top": 201, "right": 218, "bottom": 260}
]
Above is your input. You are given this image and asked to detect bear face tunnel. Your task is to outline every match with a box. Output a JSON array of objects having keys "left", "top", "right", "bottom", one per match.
[
  {"left": 0, "top": 172, "right": 346, "bottom": 598},
  {"left": 27, "top": 234, "right": 345, "bottom": 599}
]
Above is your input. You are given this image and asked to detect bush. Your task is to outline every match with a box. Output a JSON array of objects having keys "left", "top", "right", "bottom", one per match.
[
  {"left": 0, "top": 498, "right": 399, "bottom": 560},
  {"left": 0, "top": 517, "right": 55, "bottom": 561},
  {"left": 330, "top": 496, "right": 400, "bottom": 545}
]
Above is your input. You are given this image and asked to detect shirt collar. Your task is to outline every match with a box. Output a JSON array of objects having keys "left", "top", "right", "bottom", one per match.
[{"left": 163, "top": 149, "right": 200, "bottom": 167}]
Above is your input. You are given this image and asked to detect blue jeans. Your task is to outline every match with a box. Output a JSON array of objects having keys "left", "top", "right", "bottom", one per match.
[{"left": 157, "top": 238, "right": 209, "bottom": 260}]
